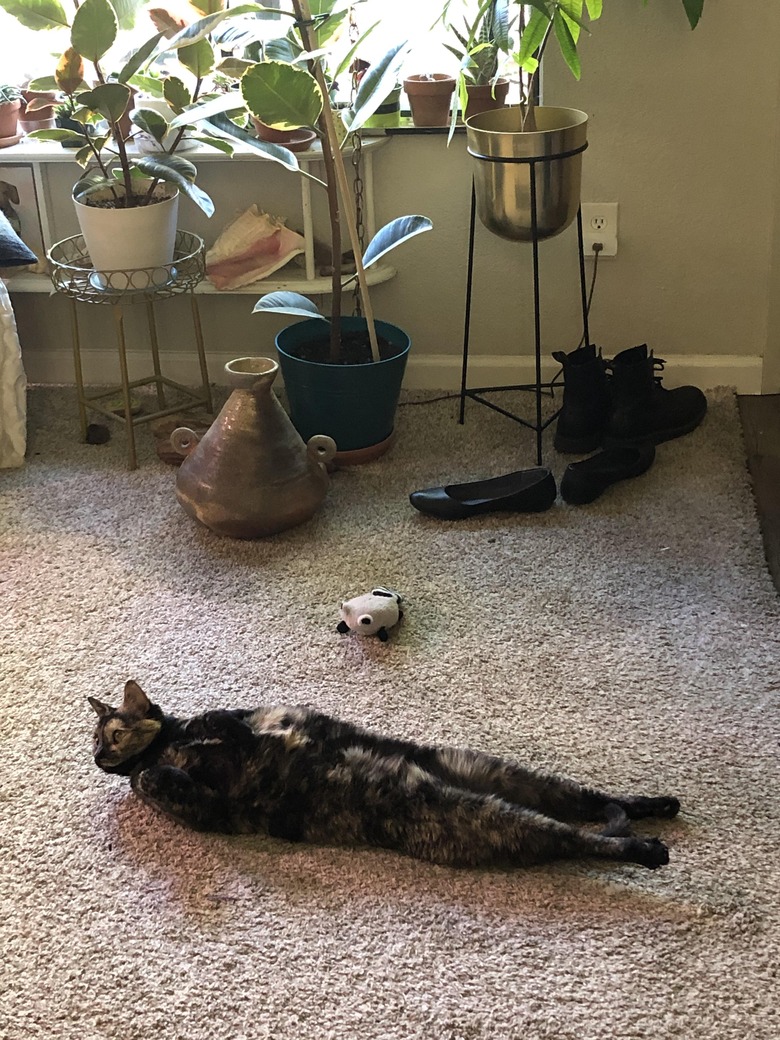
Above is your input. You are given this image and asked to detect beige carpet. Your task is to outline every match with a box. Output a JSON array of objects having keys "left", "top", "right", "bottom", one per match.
[{"left": 2, "top": 384, "right": 779, "bottom": 1040}]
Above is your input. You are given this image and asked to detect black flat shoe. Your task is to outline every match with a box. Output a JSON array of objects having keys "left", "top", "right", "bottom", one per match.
[
  {"left": 560, "top": 444, "right": 655, "bottom": 505},
  {"left": 409, "top": 467, "right": 557, "bottom": 520}
]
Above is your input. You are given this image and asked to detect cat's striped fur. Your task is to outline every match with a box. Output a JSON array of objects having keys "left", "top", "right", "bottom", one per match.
[{"left": 89, "top": 680, "right": 679, "bottom": 870}]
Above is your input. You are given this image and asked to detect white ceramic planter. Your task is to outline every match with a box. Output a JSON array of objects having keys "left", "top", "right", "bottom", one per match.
[{"left": 73, "top": 186, "right": 179, "bottom": 287}]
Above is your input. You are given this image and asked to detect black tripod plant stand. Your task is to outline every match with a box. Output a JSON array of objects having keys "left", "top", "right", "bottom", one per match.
[{"left": 458, "top": 144, "right": 593, "bottom": 467}]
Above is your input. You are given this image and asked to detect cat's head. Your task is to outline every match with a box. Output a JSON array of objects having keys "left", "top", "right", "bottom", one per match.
[{"left": 88, "top": 680, "right": 164, "bottom": 775}]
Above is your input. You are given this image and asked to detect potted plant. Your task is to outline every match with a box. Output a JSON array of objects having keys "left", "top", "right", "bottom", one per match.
[
  {"left": 2, "top": 0, "right": 221, "bottom": 276},
  {"left": 465, "top": 0, "right": 706, "bottom": 241},
  {"left": 403, "top": 74, "right": 457, "bottom": 129},
  {"left": 0, "top": 84, "right": 23, "bottom": 146},
  {"left": 168, "top": 0, "right": 433, "bottom": 460},
  {"left": 443, "top": 0, "right": 513, "bottom": 121}
]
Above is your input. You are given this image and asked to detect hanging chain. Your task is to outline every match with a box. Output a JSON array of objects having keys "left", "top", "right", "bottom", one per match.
[{"left": 348, "top": 4, "right": 365, "bottom": 317}]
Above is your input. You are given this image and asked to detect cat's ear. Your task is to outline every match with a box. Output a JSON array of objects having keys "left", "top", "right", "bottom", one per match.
[
  {"left": 88, "top": 696, "right": 113, "bottom": 717},
  {"left": 121, "top": 680, "right": 152, "bottom": 717}
]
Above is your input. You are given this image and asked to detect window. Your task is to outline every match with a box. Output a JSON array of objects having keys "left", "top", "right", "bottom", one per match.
[{"left": 0, "top": 2, "right": 525, "bottom": 104}]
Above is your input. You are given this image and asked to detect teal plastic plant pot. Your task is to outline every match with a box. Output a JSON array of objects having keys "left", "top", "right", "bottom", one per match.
[{"left": 275, "top": 317, "right": 411, "bottom": 454}]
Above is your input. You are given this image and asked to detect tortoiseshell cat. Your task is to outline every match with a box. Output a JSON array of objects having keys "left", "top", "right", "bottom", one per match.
[{"left": 89, "top": 681, "right": 680, "bottom": 870}]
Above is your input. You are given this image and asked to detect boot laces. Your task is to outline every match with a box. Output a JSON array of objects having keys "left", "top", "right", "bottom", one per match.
[{"left": 651, "top": 354, "right": 666, "bottom": 386}]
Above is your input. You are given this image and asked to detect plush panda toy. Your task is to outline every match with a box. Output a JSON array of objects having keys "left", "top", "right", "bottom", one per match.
[{"left": 337, "top": 587, "right": 403, "bottom": 642}]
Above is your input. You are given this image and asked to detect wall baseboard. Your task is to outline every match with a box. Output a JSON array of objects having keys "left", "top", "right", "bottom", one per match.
[{"left": 22, "top": 349, "right": 763, "bottom": 395}]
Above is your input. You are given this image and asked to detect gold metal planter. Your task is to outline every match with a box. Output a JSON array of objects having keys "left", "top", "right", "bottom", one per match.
[{"left": 465, "top": 106, "right": 588, "bottom": 242}]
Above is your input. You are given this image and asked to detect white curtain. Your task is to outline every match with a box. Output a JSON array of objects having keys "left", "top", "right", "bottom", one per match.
[{"left": 0, "top": 278, "right": 26, "bottom": 468}]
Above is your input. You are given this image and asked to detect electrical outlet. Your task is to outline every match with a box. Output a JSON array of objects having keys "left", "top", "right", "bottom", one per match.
[{"left": 581, "top": 202, "right": 618, "bottom": 257}]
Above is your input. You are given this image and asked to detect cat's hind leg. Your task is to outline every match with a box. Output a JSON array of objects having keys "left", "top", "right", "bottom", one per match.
[
  {"left": 419, "top": 747, "right": 680, "bottom": 823},
  {"left": 131, "top": 766, "right": 231, "bottom": 832},
  {"left": 311, "top": 754, "right": 670, "bottom": 870}
]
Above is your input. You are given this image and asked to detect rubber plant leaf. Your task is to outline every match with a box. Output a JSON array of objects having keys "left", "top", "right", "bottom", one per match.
[
  {"left": 169, "top": 91, "right": 246, "bottom": 129},
  {"left": 584, "top": 0, "right": 602, "bottom": 18},
  {"left": 200, "top": 113, "right": 325, "bottom": 183},
  {"left": 252, "top": 293, "right": 327, "bottom": 320},
  {"left": 0, "top": 0, "right": 69, "bottom": 31},
  {"left": 56, "top": 47, "right": 86, "bottom": 95},
  {"left": 241, "top": 60, "right": 323, "bottom": 131},
  {"left": 362, "top": 215, "right": 433, "bottom": 271},
  {"left": 190, "top": 134, "right": 234, "bottom": 155},
  {"left": 167, "top": 4, "right": 281, "bottom": 49},
  {"left": 342, "top": 40, "right": 409, "bottom": 134},
  {"left": 78, "top": 82, "right": 131, "bottom": 122},
  {"left": 133, "top": 154, "right": 215, "bottom": 216},
  {"left": 162, "top": 76, "right": 191, "bottom": 114},
  {"left": 107, "top": 0, "right": 145, "bottom": 30},
  {"left": 71, "top": 0, "right": 118, "bottom": 63},
  {"left": 27, "top": 127, "right": 87, "bottom": 143},
  {"left": 117, "top": 31, "right": 164, "bottom": 83},
  {"left": 190, "top": 0, "right": 224, "bottom": 15},
  {"left": 178, "top": 37, "right": 216, "bottom": 79},
  {"left": 131, "top": 106, "right": 169, "bottom": 144}
]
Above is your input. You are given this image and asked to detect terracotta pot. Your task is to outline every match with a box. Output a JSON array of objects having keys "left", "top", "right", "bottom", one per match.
[
  {"left": 20, "top": 89, "right": 58, "bottom": 132},
  {"left": 171, "top": 356, "right": 337, "bottom": 538},
  {"left": 403, "top": 74, "right": 456, "bottom": 128},
  {"left": 0, "top": 100, "right": 21, "bottom": 143},
  {"left": 250, "top": 116, "right": 317, "bottom": 151},
  {"left": 464, "top": 78, "right": 510, "bottom": 119}
]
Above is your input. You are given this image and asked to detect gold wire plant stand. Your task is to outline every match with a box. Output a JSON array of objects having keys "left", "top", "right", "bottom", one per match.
[{"left": 48, "top": 230, "right": 214, "bottom": 470}]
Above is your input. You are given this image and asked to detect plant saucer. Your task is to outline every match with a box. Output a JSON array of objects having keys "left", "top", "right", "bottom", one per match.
[{"left": 0, "top": 132, "right": 23, "bottom": 149}]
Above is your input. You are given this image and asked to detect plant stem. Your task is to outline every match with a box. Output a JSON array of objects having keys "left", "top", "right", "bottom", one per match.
[
  {"left": 292, "top": 0, "right": 381, "bottom": 364},
  {"left": 94, "top": 59, "right": 134, "bottom": 203}
]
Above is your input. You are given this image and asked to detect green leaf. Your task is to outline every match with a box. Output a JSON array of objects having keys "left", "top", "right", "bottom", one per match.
[
  {"left": 584, "top": 0, "right": 602, "bottom": 18},
  {"left": 515, "top": 9, "right": 550, "bottom": 68},
  {"left": 553, "top": 9, "right": 581, "bottom": 79},
  {"left": 252, "top": 293, "right": 326, "bottom": 320},
  {"left": 167, "top": 4, "right": 279, "bottom": 48},
  {"left": 27, "top": 127, "right": 86, "bottom": 143},
  {"left": 27, "top": 75, "right": 60, "bottom": 91},
  {"left": 178, "top": 38, "right": 215, "bottom": 79},
  {"left": 216, "top": 57, "right": 254, "bottom": 80},
  {"left": 682, "top": 0, "right": 705, "bottom": 29},
  {"left": 163, "top": 77, "right": 191, "bottom": 114},
  {"left": 71, "top": 0, "right": 118, "bottom": 63},
  {"left": 78, "top": 82, "right": 131, "bottom": 122},
  {"left": 131, "top": 106, "right": 168, "bottom": 144},
  {"left": 169, "top": 91, "right": 246, "bottom": 129},
  {"left": 107, "top": 0, "right": 143, "bottom": 30},
  {"left": 0, "top": 0, "right": 69, "bottom": 31},
  {"left": 362, "top": 216, "right": 433, "bottom": 270},
  {"left": 117, "top": 31, "right": 164, "bottom": 83},
  {"left": 202, "top": 113, "right": 316, "bottom": 179},
  {"left": 343, "top": 40, "right": 409, "bottom": 134},
  {"left": 133, "top": 154, "right": 215, "bottom": 216},
  {"left": 191, "top": 134, "right": 234, "bottom": 155},
  {"left": 241, "top": 60, "right": 322, "bottom": 131}
]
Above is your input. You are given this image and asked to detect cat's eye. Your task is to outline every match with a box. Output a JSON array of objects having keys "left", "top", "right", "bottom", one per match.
[{"left": 112, "top": 729, "right": 125, "bottom": 745}]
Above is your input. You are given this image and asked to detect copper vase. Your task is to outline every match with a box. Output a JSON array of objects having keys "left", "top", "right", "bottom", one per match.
[{"left": 171, "top": 357, "right": 337, "bottom": 539}]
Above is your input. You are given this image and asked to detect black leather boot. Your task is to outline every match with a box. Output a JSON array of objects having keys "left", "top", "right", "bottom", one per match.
[
  {"left": 552, "top": 343, "right": 611, "bottom": 454},
  {"left": 606, "top": 344, "right": 707, "bottom": 446}
]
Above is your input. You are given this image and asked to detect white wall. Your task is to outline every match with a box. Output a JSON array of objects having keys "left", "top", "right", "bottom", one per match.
[{"left": 11, "top": 0, "right": 780, "bottom": 392}]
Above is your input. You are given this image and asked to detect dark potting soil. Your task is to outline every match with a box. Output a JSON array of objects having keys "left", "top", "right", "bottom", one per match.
[
  {"left": 289, "top": 329, "right": 400, "bottom": 366},
  {"left": 83, "top": 193, "right": 174, "bottom": 210}
]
